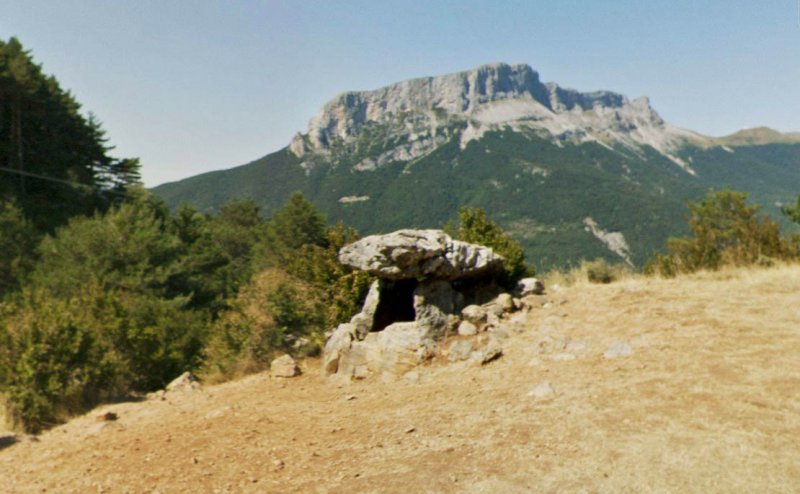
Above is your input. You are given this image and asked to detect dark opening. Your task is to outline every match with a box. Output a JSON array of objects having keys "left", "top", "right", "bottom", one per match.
[{"left": 371, "top": 279, "right": 418, "bottom": 332}]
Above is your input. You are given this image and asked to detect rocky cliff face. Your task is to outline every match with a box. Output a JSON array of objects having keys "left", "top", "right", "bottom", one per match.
[{"left": 290, "top": 63, "right": 710, "bottom": 173}]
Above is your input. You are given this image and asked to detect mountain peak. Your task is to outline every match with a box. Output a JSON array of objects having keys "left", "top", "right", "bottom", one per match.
[{"left": 290, "top": 63, "right": 709, "bottom": 174}]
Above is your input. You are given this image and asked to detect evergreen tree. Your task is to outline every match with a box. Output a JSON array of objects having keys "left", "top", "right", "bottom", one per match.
[{"left": 0, "top": 37, "right": 140, "bottom": 231}]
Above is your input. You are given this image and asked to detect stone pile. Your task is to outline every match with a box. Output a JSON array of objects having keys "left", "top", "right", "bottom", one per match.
[{"left": 323, "top": 229, "right": 543, "bottom": 380}]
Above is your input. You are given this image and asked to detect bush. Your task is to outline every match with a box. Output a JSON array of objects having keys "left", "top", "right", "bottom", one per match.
[
  {"left": 0, "top": 292, "right": 117, "bottom": 433},
  {"left": 645, "top": 189, "right": 797, "bottom": 276},
  {"left": 583, "top": 259, "right": 615, "bottom": 284},
  {"left": 451, "top": 207, "right": 532, "bottom": 286}
]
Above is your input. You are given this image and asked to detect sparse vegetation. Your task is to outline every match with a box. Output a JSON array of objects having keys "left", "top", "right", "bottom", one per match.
[
  {"left": 645, "top": 189, "right": 797, "bottom": 277},
  {"left": 450, "top": 206, "right": 532, "bottom": 285}
]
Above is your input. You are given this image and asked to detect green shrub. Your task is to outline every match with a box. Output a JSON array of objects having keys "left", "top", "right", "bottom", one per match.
[
  {"left": 451, "top": 206, "right": 532, "bottom": 286},
  {"left": 646, "top": 189, "right": 797, "bottom": 276}
]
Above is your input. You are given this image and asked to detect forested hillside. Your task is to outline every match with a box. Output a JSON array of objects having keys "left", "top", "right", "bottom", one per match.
[{"left": 151, "top": 64, "right": 800, "bottom": 271}]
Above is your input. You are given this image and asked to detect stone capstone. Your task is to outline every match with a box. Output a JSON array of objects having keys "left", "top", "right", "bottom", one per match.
[{"left": 338, "top": 229, "right": 504, "bottom": 280}]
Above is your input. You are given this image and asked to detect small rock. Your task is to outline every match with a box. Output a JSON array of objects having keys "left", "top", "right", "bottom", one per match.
[
  {"left": 488, "top": 327, "right": 510, "bottom": 340},
  {"left": 404, "top": 426, "right": 416, "bottom": 434},
  {"left": 565, "top": 340, "right": 588, "bottom": 353},
  {"left": 475, "top": 343, "right": 503, "bottom": 365},
  {"left": 165, "top": 372, "right": 200, "bottom": 392},
  {"left": 270, "top": 354, "right": 301, "bottom": 378},
  {"left": 447, "top": 340, "right": 474, "bottom": 362},
  {"left": 403, "top": 370, "right": 421, "bottom": 383},
  {"left": 497, "top": 293, "right": 515, "bottom": 312},
  {"left": 604, "top": 341, "right": 633, "bottom": 359},
  {"left": 96, "top": 412, "right": 118, "bottom": 422},
  {"left": 345, "top": 395, "right": 357, "bottom": 401},
  {"left": 515, "top": 278, "right": 545, "bottom": 296},
  {"left": 457, "top": 320, "right": 478, "bottom": 336},
  {"left": 461, "top": 305, "right": 487, "bottom": 323},
  {"left": 528, "top": 382, "right": 556, "bottom": 399},
  {"left": 272, "top": 459, "right": 285, "bottom": 471},
  {"left": 549, "top": 352, "right": 576, "bottom": 361}
]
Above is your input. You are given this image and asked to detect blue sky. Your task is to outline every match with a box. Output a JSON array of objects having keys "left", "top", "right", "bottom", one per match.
[{"left": 3, "top": 0, "right": 799, "bottom": 186}]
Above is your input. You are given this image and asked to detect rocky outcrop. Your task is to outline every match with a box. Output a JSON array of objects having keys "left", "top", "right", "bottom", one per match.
[
  {"left": 291, "top": 63, "right": 710, "bottom": 173},
  {"left": 338, "top": 229, "right": 504, "bottom": 280}
]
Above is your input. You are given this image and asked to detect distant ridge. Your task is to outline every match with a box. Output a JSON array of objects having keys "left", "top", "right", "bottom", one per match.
[
  {"left": 716, "top": 127, "right": 800, "bottom": 147},
  {"left": 152, "top": 63, "right": 800, "bottom": 270}
]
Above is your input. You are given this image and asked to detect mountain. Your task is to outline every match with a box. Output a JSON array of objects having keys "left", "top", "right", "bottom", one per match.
[{"left": 152, "top": 63, "right": 800, "bottom": 270}]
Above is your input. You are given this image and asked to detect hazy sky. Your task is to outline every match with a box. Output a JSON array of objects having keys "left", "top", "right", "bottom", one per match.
[{"left": 3, "top": 0, "right": 799, "bottom": 186}]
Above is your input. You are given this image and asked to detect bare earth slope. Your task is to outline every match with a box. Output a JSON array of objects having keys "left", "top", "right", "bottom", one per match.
[{"left": 3, "top": 266, "right": 800, "bottom": 493}]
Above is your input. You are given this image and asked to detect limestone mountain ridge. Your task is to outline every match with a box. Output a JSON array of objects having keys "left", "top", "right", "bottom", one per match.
[{"left": 152, "top": 63, "right": 800, "bottom": 270}]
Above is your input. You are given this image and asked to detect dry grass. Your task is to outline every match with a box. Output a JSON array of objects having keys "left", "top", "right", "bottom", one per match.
[
  {"left": 543, "top": 258, "right": 638, "bottom": 288},
  {"left": 1, "top": 264, "right": 799, "bottom": 492}
]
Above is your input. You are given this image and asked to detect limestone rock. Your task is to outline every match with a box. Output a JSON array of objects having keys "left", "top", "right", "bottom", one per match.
[
  {"left": 604, "top": 341, "right": 633, "bottom": 359},
  {"left": 374, "top": 322, "right": 437, "bottom": 376},
  {"left": 474, "top": 342, "right": 503, "bottom": 365},
  {"left": 338, "top": 229, "right": 504, "bottom": 280},
  {"left": 447, "top": 340, "right": 474, "bottom": 362},
  {"left": 457, "top": 320, "right": 478, "bottom": 336},
  {"left": 493, "top": 293, "right": 514, "bottom": 313},
  {"left": 349, "top": 280, "right": 381, "bottom": 339},
  {"left": 515, "top": 278, "right": 545, "bottom": 296},
  {"left": 461, "top": 304, "right": 487, "bottom": 324},
  {"left": 165, "top": 372, "right": 200, "bottom": 392},
  {"left": 528, "top": 382, "right": 556, "bottom": 400},
  {"left": 270, "top": 354, "right": 300, "bottom": 378},
  {"left": 322, "top": 323, "right": 356, "bottom": 375},
  {"left": 413, "top": 280, "right": 460, "bottom": 338}
]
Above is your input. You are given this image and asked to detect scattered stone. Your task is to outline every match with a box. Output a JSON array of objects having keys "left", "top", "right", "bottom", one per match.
[
  {"left": 165, "top": 372, "right": 201, "bottom": 393},
  {"left": 457, "top": 320, "right": 478, "bottom": 336},
  {"left": 272, "top": 459, "right": 285, "bottom": 471},
  {"left": 270, "top": 354, "right": 301, "bottom": 378},
  {"left": 549, "top": 353, "right": 576, "bottom": 361},
  {"left": 447, "top": 340, "right": 474, "bottom": 362},
  {"left": 96, "top": 412, "right": 118, "bottom": 422},
  {"left": 565, "top": 340, "right": 588, "bottom": 353},
  {"left": 404, "top": 426, "right": 416, "bottom": 434},
  {"left": 146, "top": 390, "right": 167, "bottom": 401},
  {"left": 475, "top": 343, "right": 503, "bottom": 365},
  {"left": 604, "top": 341, "right": 633, "bottom": 359},
  {"left": 515, "top": 277, "right": 545, "bottom": 296},
  {"left": 484, "top": 302, "right": 505, "bottom": 318},
  {"left": 488, "top": 327, "right": 510, "bottom": 341},
  {"left": 461, "top": 304, "right": 487, "bottom": 323},
  {"left": 403, "top": 370, "right": 421, "bottom": 383},
  {"left": 528, "top": 382, "right": 556, "bottom": 399},
  {"left": 494, "top": 293, "right": 515, "bottom": 312},
  {"left": 345, "top": 395, "right": 357, "bottom": 401}
]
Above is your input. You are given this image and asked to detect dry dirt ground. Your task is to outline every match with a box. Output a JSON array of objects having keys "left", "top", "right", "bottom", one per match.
[{"left": 2, "top": 265, "right": 800, "bottom": 493}]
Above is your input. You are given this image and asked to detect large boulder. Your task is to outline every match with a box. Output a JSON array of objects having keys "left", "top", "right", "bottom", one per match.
[{"left": 338, "top": 229, "right": 504, "bottom": 280}]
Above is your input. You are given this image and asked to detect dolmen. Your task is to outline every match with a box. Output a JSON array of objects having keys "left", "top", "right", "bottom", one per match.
[{"left": 323, "top": 229, "right": 541, "bottom": 380}]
